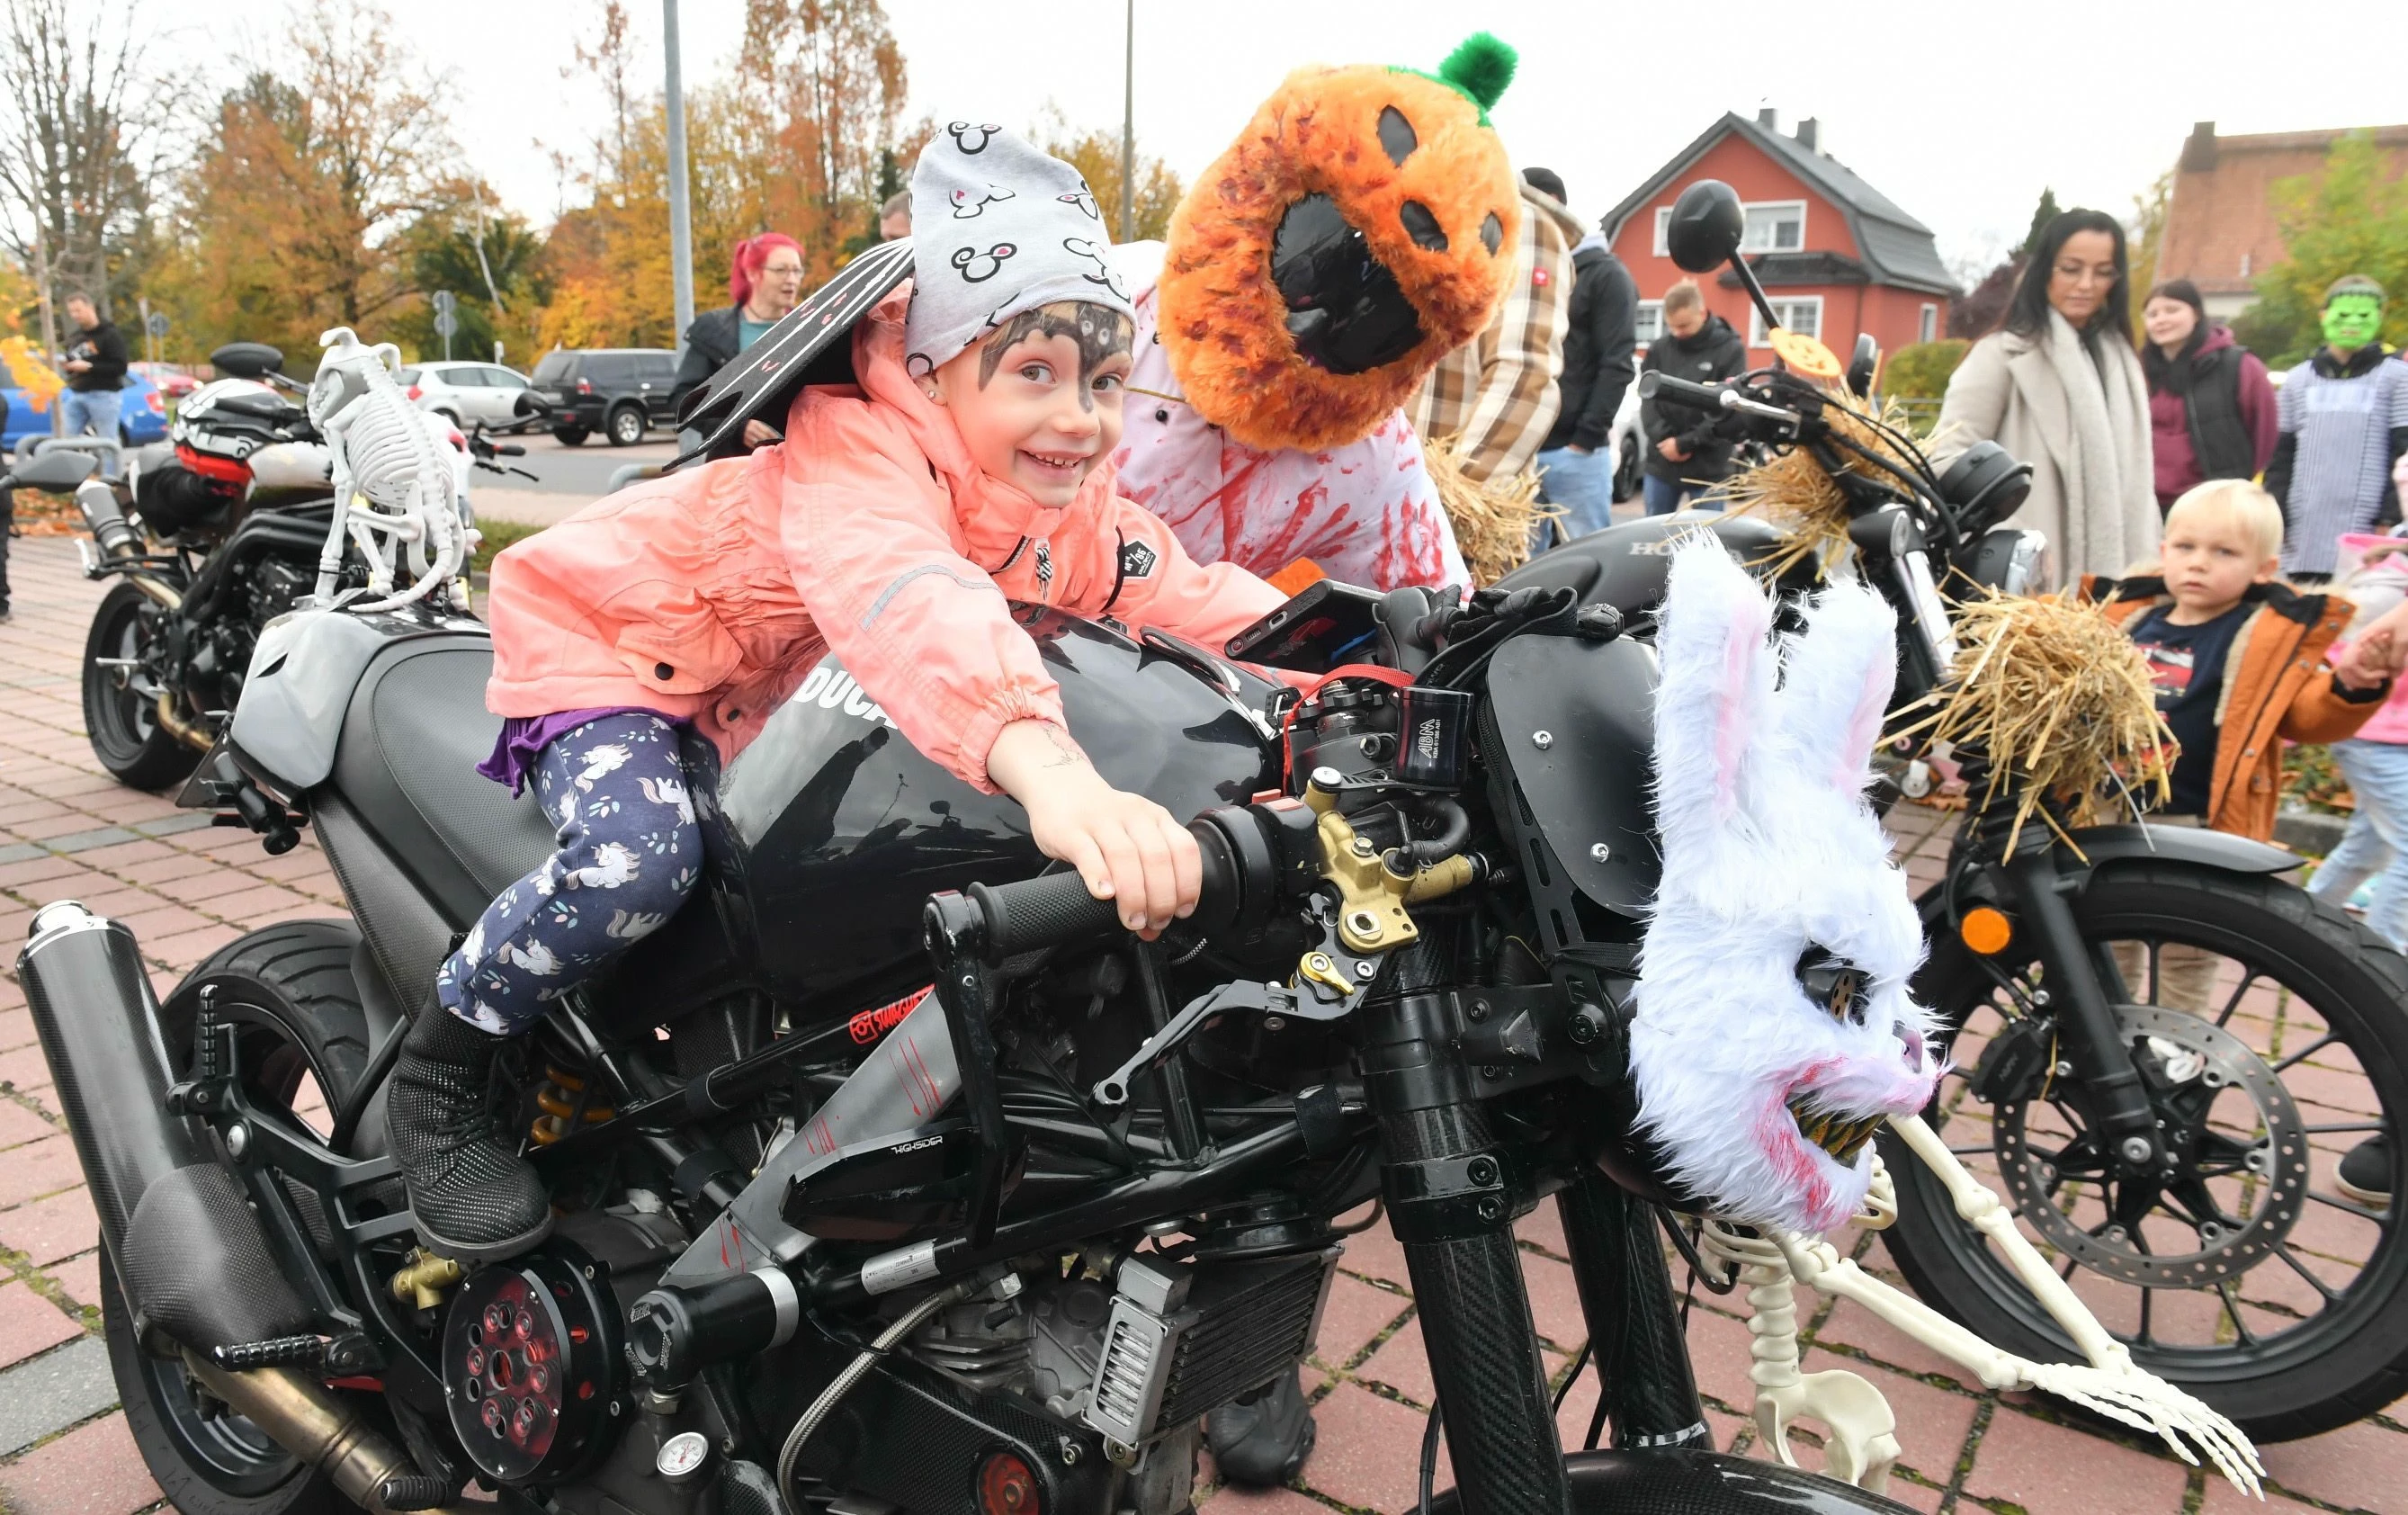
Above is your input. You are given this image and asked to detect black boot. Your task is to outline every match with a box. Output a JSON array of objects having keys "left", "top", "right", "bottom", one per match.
[
  {"left": 389, "top": 1008, "right": 553, "bottom": 1262},
  {"left": 1205, "top": 1365, "right": 1316, "bottom": 1488}
]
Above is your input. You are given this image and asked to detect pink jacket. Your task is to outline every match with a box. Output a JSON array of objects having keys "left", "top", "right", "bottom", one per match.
[
  {"left": 484, "top": 286, "right": 1290, "bottom": 792},
  {"left": 2336, "top": 533, "right": 2408, "bottom": 745}
]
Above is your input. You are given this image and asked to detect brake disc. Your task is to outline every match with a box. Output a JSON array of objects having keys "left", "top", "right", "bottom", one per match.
[{"left": 1992, "top": 1003, "right": 2311, "bottom": 1290}]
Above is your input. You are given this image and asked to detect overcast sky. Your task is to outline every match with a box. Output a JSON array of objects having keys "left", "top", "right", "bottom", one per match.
[{"left": 305, "top": 0, "right": 2408, "bottom": 282}]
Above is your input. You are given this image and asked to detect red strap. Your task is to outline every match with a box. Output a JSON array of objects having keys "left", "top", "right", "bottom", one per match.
[{"left": 1280, "top": 664, "right": 1417, "bottom": 784}]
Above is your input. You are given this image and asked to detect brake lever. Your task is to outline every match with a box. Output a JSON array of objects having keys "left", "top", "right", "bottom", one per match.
[{"left": 1088, "top": 906, "right": 1380, "bottom": 1108}]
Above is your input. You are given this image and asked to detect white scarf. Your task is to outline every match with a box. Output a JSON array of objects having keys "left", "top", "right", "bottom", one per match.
[{"left": 2039, "top": 309, "right": 2158, "bottom": 575}]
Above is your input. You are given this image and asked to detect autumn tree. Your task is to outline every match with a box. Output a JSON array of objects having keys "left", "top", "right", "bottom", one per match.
[
  {"left": 391, "top": 203, "right": 550, "bottom": 365},
  {"left": 1033, "top": 107, "right": 1184, "bottom": 245},
  {"left": 2233, "top": 130, "right": 2408, "bottom": 369},
  {"left": 2124, "top": 169, "right": 2171, "bottom": 342},
  {"left": 147, "top": 0, "right": 461, "bottom": 369},
  {"left": 0, "top": 0, "right": 176, "bottom": 338}
]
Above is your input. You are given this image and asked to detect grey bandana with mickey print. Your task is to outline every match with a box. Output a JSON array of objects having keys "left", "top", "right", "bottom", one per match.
[{"left": 902, "top": 122, "right": 1133, "bottom": 376}]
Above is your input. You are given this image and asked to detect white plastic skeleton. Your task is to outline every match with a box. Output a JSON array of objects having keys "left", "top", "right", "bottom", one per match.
[
  {"left": 1634, "top": 540, "right": 2262, "bottom": 1498},
  {"left": 308, "top": 326, "right": 478, "bottom": 612},
  {"left": 1696, "top": 1121, "right": 2264, "bottom": 1499}
]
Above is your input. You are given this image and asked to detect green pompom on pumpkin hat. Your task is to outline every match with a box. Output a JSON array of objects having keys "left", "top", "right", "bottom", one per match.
[{"left": 1391, "top": 31, "right": 1518, "bottom": 126}]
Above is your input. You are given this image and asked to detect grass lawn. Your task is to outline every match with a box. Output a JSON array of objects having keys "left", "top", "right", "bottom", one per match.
[{"left": 471, "top": 515, "right": 546, "bottom": 576}]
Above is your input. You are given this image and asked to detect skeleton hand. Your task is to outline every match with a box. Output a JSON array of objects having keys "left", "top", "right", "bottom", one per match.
[{"left": 2014, "top": 1358, "right": 2264, "bottom": 1498}]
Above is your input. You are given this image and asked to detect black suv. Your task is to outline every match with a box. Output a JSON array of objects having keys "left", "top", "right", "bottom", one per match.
[{"left": 529, "top": 348, "right": 679, "bottom": 446}]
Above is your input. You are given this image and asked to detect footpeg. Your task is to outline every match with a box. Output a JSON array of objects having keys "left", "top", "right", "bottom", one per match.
[{"left": 212, "top": 1334, "right": 327, "bottom": 1371}]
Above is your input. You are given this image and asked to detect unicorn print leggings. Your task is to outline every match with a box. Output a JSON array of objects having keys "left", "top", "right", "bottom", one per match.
[{"left": 435, "top": 713, "right": 702, "bottom": 1035}]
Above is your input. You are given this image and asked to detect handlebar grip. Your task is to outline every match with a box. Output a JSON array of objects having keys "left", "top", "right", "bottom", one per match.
[
  {"left": 1635, "top": 370, "right": 1726, "bottom": 415},
  {"left": 970, "top": 871, "right": 1127, "bottom": 958}
]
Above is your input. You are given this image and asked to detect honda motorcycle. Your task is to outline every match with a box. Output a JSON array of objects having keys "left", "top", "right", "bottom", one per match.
[
  {"left": 1502, "top": 180, "right": 2408, "bottom": 1441},
  {"left": 71, "top": 340, "right": 534, "bottom": 794}
]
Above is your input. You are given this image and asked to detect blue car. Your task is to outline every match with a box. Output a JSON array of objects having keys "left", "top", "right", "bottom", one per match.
[{"left": 0, "top": 371, "right": 170, "bottom": 454}]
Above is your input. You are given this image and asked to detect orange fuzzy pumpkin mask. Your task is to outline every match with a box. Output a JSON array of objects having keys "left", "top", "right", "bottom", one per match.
[{"left": 1157, "top": 35, "right": 1522, "bottom": 453}]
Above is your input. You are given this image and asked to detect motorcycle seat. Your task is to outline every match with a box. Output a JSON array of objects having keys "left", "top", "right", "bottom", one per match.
[{"left": 331, "top": 633, "right": 559, "bottom": 928}]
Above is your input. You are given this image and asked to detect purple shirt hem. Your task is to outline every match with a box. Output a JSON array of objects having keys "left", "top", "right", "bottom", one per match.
[{"left": 478, "top": 707, "right": 691, "bottom": 794}]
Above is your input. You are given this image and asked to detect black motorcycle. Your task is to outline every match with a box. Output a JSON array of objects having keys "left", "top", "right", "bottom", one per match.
[
  {"left": 72, "top": 341, "right": 540, "bottom": 796},
  {"left": 13, "top": 381, "right": 1991, "bottom": 1512},
  {"left": 1508, "top": 180, "right": 2408, "bottom": 1442}
]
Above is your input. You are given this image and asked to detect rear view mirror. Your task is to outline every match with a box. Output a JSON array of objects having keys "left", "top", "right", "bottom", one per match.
[
  {"left": 1663, "top": 181, "right": 1744, "bottom": 274},
  {"left": 514, "top": 390, "right": 552, "bottom": 418},
  {"left": 4, "top": 450, "right": 100, "bottom": 492},
  {"left": 1847, "top": 336, "right": 1880, "bottom": 399},
  {"left": 210, "top": 342, "right": 286, "bottom": 380}
]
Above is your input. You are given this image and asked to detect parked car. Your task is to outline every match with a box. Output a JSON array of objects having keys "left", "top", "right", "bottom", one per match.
[
  {"left": 128, "top": 362, "right": 200, "bottom": 400},
  {"left": 1611, "top": 383, "right": 1643, "bottom": 503},
  {"left": 398, "top": 360, "right": 541, "bottom": 434},
  {"left": 527, "top": 347, "right": 678, "bottom": 446},
  {"left": 1, "top": 371, "right": 170, "bottom": 456}
]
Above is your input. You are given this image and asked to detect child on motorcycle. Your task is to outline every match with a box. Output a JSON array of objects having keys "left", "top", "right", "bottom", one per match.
[{"left": 388, "top": 129, "right": 1294, "bottom": 1262}]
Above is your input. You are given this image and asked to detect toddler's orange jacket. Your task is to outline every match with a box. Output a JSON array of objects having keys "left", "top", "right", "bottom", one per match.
[{"left": 2087, "top": 574, "right": 2386, "bottom": 840}]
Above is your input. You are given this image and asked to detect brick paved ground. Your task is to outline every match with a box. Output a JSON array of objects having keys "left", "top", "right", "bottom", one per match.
[{"left": 0, "top": 534, "right": 2402, "bottom": 1513}]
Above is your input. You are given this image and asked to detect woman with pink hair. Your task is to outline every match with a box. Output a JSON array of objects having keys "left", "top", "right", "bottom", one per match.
[{"left": 674, "top": 232, "right": 806, "bottom": 446}]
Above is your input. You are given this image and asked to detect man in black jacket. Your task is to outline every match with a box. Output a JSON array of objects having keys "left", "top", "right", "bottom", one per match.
[
  {"left": 1527, "top": 170, "right": 1636, "bottom": 544},
  {"left": 59, "top": 292, "right": 129, "bottom": 443},
  {"left": 1638, "top": 279, "right": 1748, "bottom": 515}
]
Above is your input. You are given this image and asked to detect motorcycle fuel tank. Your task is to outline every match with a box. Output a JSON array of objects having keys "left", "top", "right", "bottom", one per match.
[
  {"left": 1492, "top": 512, "right": 1802, "bottom": 617},
  {"left": 689, "top": 609, "right": 1283, "bottom": 1007}
]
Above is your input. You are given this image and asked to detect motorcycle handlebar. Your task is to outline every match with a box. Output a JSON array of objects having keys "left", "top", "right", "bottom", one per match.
[
  {"left": 964, "top": 818, "right": 1246, "bottom": 959},
  {"left": 968, "top": 871, "right": 1127, "bottom": 958},
  {"left": 1635, "top": 370, "right": 1728, "bottom": 416}
]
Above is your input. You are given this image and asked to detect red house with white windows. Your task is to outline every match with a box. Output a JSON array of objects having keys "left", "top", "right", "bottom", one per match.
[{"left": 1604, "top": 111, "right": 1956, "bottom": 363}]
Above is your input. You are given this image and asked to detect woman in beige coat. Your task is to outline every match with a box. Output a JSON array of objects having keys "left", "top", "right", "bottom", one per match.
[{"left": 1931, "top": 210, "right": 2157, "bottom": 584}]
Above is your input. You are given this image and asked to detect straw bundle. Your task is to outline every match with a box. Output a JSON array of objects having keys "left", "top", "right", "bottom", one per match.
[
  {"left": 1904, "top": 590, "right": 2174, "bottom": 850},
  {"left": 1425, "top": 435, "right": 1553, "bottom": 587},
  {"left": 1722, "top": 395, "right": 1922, "bottom": 580}
]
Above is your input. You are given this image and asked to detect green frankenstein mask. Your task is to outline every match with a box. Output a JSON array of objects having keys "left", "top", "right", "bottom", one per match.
[{"left": 2324, "top": 292, "right": 2386, "bottom": 350}]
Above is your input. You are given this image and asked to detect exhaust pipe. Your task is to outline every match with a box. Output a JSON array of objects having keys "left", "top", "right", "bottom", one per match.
[
  {"left": 182, "top": 1352, "right": 474, "bottom": 1515},
  {"left": 16, "top": 901, "right": 309, "bottom": 1342},
  {"left": 15, "top": 901, "right": 200, "bottom": 1262},
  {"left": 16, "top": 907, "right": 461, "bottom": 1514}
]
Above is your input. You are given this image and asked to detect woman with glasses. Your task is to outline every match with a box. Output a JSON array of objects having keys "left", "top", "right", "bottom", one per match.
[
  {"left": 674, "top": 233, "right": 809, "bottom": 448},
  {"left": 1930, "top": 210, "right": 2157, "bottom": 583}
]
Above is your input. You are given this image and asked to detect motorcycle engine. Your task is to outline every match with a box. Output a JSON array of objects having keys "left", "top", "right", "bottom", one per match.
[{"left": 901, "top": 1247, "right": 1339, "bottom": 1515}]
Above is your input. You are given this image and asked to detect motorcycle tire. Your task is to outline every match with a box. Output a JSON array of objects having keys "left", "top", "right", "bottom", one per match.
[
  {"left": 1612, "top": 443, "right": 1642, "bottom": 506},
  {"left": 554, "top": 426, "right": 589, "bottom": 447},
  {"left": 105, "top": 919, "right": 378, "bottom": 1515},
  {"left": 82, "top": 579, "right": 201, "bottom": 791},
  {"left": 1882, "top": 861, "right": 2408, "bottom": 1441}
]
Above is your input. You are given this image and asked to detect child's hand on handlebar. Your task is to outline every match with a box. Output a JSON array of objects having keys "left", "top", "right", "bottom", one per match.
[{"left": 987, "top": 719, "right": 1201, "bottom": 936}]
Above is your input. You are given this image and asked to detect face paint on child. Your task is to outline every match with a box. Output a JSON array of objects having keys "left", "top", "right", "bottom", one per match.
[
  {"left": 2324, "top": 293, "right": 2386, "bottom": 352},
  {"left": 936, "top": 300, "right": 1134, "bottom": 507}
]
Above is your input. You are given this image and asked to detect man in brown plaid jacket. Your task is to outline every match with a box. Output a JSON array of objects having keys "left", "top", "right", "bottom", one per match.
[{"left": 1411, "top": 168, "right": 1589, "bottom": 485}]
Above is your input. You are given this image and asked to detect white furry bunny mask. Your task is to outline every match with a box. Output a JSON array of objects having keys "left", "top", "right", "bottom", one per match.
[{"left": 1631, "top": 539, "right": 1942, "bottom": 1235}]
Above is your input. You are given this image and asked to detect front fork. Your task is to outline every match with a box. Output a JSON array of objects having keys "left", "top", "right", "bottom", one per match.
[
  {"left": 1993, "top": 829, "right": 2162, "bottom": 1172},
  {"left": 1360, "top": 940, "right": 1572, "bottom": 1515}
]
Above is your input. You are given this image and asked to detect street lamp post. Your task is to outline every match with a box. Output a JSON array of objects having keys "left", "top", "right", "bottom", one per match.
[
  {"left": 1118, "top": 0, "right": 1134, "bottom": 243},
  {"left": 664, "top": 0, "right": 696, "bottom": 354}
]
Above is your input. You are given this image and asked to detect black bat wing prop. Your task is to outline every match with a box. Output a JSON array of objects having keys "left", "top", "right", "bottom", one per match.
[{"left": 668, "top": 238, "right": 915, "bottom": 470}]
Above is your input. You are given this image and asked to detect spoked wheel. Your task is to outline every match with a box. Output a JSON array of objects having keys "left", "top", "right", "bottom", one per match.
[
  {"left": 105, "top": 921, "right": 379, "bottom": 1514},
  {"left": 81, "top": 579, "right": 201, "bottom": 790},
  {"left": 1882, "top": 861, "right": 2408, "bottom": 1440}
]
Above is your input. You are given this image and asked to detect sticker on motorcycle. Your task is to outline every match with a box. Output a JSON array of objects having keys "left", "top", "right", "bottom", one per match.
[
  {"left": 849, "top": 985, "right": 932, "bottom": 1045},
  {"left": 790, "top": 665, "right": 899, "bottom": 729}
]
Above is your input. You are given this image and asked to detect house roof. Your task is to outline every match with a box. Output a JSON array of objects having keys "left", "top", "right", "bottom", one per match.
[
  {"left": 1605, "top": 112, "right": 1960, "bottom": 298},
  {"left": 2160, "top": 121, "right": 2408, "bottom": 297}
]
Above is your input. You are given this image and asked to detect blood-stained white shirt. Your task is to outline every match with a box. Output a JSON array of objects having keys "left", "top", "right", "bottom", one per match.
[{"left": 1106, "top": 244, "right": 1469, "bottom": 594}]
